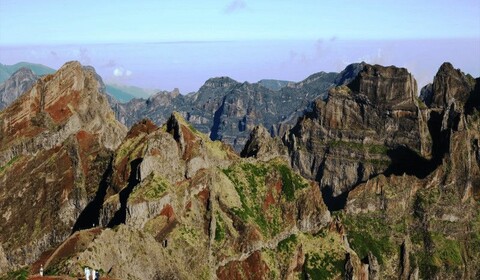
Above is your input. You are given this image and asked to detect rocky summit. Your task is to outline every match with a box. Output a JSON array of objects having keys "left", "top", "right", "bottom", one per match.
[
  {"left": 0, "top": 61, "right": 479, "bottom": 280},
  {"left": 0, "top": 68, "right": 38, "bottom": 110},
  {"left": 109, "top": 63, "right": 364, "bottom": 152},
  {"left": 0, "top": 61, "right": 126, "bottom": 275}
]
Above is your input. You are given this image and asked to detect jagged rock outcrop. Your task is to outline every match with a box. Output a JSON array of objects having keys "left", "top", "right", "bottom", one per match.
[
  {"left": 240, "top": 125, "right": 288, "bottom": 161},
  {"left": 108, "top": 65, "right": 367, "bottom": 151},
  {"left": 0, "top": 67, "right": 38, "bottom": 110},
  {"left": 283, "top": 64, "right": 422, "bottom": 204},
  {"left": 340, "top": 63, "right": 480, "bottom": 279},
  {"left": 419, "top": 83, "right": 433, "bottom": 107},
  {"left": 0, "top": 61, "right": 127, "bottom": 274},
  {"left": 25, "top": 113, "right": 335, "bottom": 280},
  {"left": 2, "top": 61, "right": 479, "bottom": 280},
  {"left": 429, "top": 62, "right": 476, "bottom": 110}
]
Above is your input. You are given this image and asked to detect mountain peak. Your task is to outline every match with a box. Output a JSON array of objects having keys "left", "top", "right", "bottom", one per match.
[
  {"left": 0, "top": 67, "right": 38, "bottom": 110},
  {"left": 202, "top": 76, "right": 239, "bottom": 89}
]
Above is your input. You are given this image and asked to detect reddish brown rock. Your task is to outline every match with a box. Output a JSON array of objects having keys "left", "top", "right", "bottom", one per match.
[{"left": 217, "top": 251, "right": 270, "bottom": 280}]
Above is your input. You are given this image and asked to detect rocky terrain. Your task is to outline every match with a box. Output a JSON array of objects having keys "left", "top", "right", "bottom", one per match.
[
  {"left": 0, "top": 61, "right": 126, "bottom": 276},
  {"left": 0, "top": 68, "right": 38, "bottom": 110},
  {"left": 244, "top": 62, "right": 480, "bottom": 279},
  {"left": 0, "top": 61, "right": 479, "bottom": 280},
  {"left": 109, "top": 63, "right": 364, "bottom": 151}
]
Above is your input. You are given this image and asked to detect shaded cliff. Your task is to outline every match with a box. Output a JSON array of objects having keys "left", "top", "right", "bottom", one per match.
[
  {"left": 29, "top": 113, "right": 339, "bottom": 280},
  {"left": 109, "top": 64, "right": 366, "bottom": 151},
  {"left": 1, "top": 61, "right": 479, "bottom": 280},
  {"left": 0, "top": 68, "right": 38, "bottom": 110},
  {"left": 282, "top": 64, "right": 422, "bottom": 204}
]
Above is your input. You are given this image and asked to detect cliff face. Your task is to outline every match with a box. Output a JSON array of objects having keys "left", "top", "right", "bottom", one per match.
[
  {"left": 109, "top": 66, "right": 360, "bottom": 151},
  {"left": 240, "top": 62, "right": 480, "bottom": 279},
  {"left": 0, "top": 68, "right": 38, "bottom": 110},
  {"left": 1, "top": 61, "right": 479, "bottom": 280},
  {"left": 33, "top": 113, "right": 338, "bottom": 280},
  {"left": 283, "top": 64, "right": 422, "bottom": 202},
  {"left": 337, "top": 63, "right": 480, "bottom": 279},
  {"left": 0, "top": 61, "right": 127, "bottom": 272}
]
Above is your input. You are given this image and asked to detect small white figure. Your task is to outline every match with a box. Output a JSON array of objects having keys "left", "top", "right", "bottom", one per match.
[
  {"left": 92, "top": 269, "right": 96, "bottom": 280},
  {"left": 85, "top": 267, "right": 91, "bottom": 280},
  {"left": 39, "top": 264, "right": 43, "bottom": 276}
]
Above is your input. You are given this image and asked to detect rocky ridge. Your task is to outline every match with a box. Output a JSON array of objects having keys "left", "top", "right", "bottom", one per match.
[
  {"left": 29, "top": 113, "right": 340, "bottom": 280},
  {"left": 280, "top": 64, "right": 422, "bottom": 203},
  {"left": 243, "top": 62, "right": 480, "bottom": 279},
  {"left": 0, "top": 68, "right": 38, "bottom": 110},
  {"left": 0, "top": 61, "right": 127, "bottom": 273},
  {"left": 0, "top": 61, "right": 479, "bottom": 280},
  {"left": 109, "top": 63, "right": 365, "bottom": 151}
]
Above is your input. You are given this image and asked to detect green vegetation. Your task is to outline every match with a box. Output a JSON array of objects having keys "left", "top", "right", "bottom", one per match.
[
  {"left": 413, "top": 187, "right": 440, "bottom": 219},
  {"left": 178, "top": 225, "right": 199, "bottom": 246},
  {"left": 302, "top": 253, "right": 344, "bottom": 279},
  {"left": 129, "top": 174, "right": 170, "bottom": 202},
  {"left": 276, "top": 164, "right": 308, "bottom": 201},
  {"left": 143, "top": 176, "right": 169, "bottom": 199},
  {"left": 329, "top": 140, "right": 389, "bottom": 155},
  {"left": 0, "top": 156, "right": 20, "bottom": 174},
  {"left": 342, "top": 213, "right": 394, "bottom": 264},
  {"left": 415, "top": 97, "right": 428, "bottom": 110},
  {"left": 277, "top": 234, "right": 297, "bottom": 252},
  {"left": 416, "top": 232, "right": 463, "bottom": 278},
  {"left": 215, "top": 214, "right": 226, "bottom": 242},
  {"left": 0, "top": 268, "right": 28, "bottom": 280},
  {"left": 222, "top": 161, "right": 291, "bottom": 237},
  {"left": 431, "top": 233, "right": 462, "bottom": 267}
]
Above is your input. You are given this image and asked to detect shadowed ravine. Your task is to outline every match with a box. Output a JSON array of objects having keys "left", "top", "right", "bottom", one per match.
[
  {"left": 71, "top": 158, "right": 113, "bottom": 233},
  {"left": 107, "top": 158, "right": 143, "bottom": 228}
]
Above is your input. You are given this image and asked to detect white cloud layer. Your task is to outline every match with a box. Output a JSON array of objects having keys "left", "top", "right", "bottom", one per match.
[{"left": 113, "top": 67, "right": 132, "bottom": 77}]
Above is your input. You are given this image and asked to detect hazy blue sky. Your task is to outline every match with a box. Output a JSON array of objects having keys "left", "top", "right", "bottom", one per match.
[
  {"left": 0, "top": 0, "right": 479, "bottom": 93},
  {"left": 1, "top": 0, "right": 479, "bottom": 43}
]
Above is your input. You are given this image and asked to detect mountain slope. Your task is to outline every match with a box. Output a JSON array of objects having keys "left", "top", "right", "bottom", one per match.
[
  {"left": 110, "top": 65, "right": 363, "bottom": 151},
  {"left": 0, "top": 62, "right": 55, "bottom": 83},
  {"left": 0, "top": 61, "right": 127, "bottom": 273},
  {"left": 243, "top": 62, "right": 480, "bottom": 279},
  {"left": 26, "top": 114, "right": 335, "bottom": 280},
  {"left": 0, "top": 68, "right": 38, "bottom": 110},
  {"left": 1, "top": 61, "right": 478, "bottom": 280}
]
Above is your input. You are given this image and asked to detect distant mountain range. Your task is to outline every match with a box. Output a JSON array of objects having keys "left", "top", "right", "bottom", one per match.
[
  {"left": 109, "top": 64, "right": 364, "bottom": 151},
  {"left": 0, "top": 62, "right": 156, "bottom": 103},
  {"left": 0, "top": 60, "right": 478, "bottom": 279},
  {"left": 0, "top": 62, "right": 55, "bottom": 82},
  {"left": 1, "top": 61, "right": 364, "bottom": 151}
]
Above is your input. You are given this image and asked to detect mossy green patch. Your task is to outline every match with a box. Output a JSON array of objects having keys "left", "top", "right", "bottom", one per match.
[
  {"left": 329, "top": 140, "right": 389, "bottom": 155},
  {"left": 416, "top": 232, "right": 463, "bottom": 277},
  {"left": 431, "top": 233, "right": 462, "bottom": 267},
  {"left": 277, "top": 234, "right": 297, "bottom": 252},
  {"left": 413, "top": 187, "right": 441, "bottom": 219},
  {"left": 0, "top": 155, "right": 20, "bottom": 174},
  {"left": 222, "top": 160, "right": 298, "bottom": 237},
  {"left": 215, "top": 213, "right": 226, "bottom": 242},
  {"left": 130, "top": 173, "right": 170, "bottom": 202},
  {"left": 0, "top": 267, "right": 28, "bottom": 280},
  {"left": 302, "top": 252, "right": 345, "bottom": 280},
  {"left": 276, "top": 164, "right": 308, "bottom": 201},
  {"left": 342, "top": 213, "right": 394, "bottom": 264}
]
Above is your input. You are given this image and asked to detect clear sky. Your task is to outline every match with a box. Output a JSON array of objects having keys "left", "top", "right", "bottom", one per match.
[
  {"left": 0, "top": 0, "right": 479, "bottom": 93},
  {"left": 1, "top": 0, "right": 479, "bottom": 44}
]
